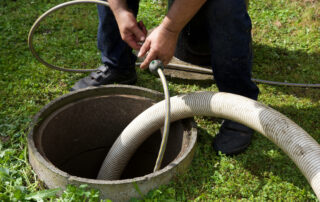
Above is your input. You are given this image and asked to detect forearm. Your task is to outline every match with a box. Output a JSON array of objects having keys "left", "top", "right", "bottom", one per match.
[
  {"left": 106, "top": 0, "right": 146, "bottom": 49},
  {"left": 107, "top": 0, "right": 128, "bottom": 13},
  {"left": 161, "top": 0, "right": 207, "bottom": 33}
]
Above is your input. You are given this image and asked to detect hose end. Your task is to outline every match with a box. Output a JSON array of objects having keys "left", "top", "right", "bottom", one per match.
[{"left": 149, "top": 60, "right": 164, "bottom": 75}]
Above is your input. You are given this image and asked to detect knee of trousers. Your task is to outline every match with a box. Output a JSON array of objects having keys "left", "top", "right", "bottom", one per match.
[
  {"left": 212, "top": 60, "right": 259, "bottom": 99},
  {"left": 204, "top": 0, "right": 248, "bottom": 21},
  {"left": 204, "top": 0, "right": 252, "bottom": 37}
]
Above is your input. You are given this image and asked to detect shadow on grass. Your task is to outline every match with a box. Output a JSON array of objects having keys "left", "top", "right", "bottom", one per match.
[
  {"left": 252, "top": 43, "right": 320, "bottom": 85},
  {"left": 252, "top": 43, "right": 320, "bottom": 102}
]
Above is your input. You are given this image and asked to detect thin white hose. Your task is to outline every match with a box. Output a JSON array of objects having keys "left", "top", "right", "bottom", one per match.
[
  {"left": 97, "top": 92, "right": 320, "bottom": 199},
  {"left": 28, "top": 0, "right": 109, "bottom": 72},
  {"left": 153, "top": 68, "right": 171, "bottom": 172}
]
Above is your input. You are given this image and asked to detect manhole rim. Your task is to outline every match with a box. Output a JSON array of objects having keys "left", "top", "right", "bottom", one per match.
[{"left": 28, "top": 84, "right": 197, "bottom": 185}]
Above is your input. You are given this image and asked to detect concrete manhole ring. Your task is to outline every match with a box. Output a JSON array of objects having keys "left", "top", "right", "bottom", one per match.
[{"left": 28, "top": 85, "right": 197, "bottom": 201}]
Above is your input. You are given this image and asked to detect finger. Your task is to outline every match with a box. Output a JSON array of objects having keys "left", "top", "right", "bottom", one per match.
[
  {"left": 138, "top": 21, "right": 147, "bottom": 36},
  {"left": 162, "top": 57, "right": 171, "bottom": 66},
  {"left": 140, "top": 50, "right": 157, "bottom": 69},
  {"left": 126, "top": 37, "right": 141, "bottom": 50},
  {"left": 132, "top": 25, "right": 146, "bottom": 42},
  {"left": 138, "top": 40, "right": 150, "bottom": 57},
  {"left": 164, "top": 54, "right": 175, "bottom": 66}
]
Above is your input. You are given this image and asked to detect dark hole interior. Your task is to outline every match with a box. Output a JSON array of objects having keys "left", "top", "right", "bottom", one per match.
[{"left": 34, "top": 95, "right": 187, "bottom": 180}]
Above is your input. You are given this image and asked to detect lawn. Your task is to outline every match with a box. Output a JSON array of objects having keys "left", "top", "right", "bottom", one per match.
[{"left": 0, "top": 0, "right": 319, "bottom": 201}]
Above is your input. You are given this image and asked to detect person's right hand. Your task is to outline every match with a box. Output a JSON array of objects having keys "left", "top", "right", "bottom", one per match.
[{"left": 114, "top": 10, "right": 147, "bottom": 50}]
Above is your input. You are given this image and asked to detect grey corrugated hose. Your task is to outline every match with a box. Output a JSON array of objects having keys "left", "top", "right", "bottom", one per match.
[{"left": 97, "top": 92, "right": 320, "bottom": 199}]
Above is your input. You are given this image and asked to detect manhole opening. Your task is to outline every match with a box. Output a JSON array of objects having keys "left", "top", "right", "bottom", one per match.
[{"left": 34, "top": 95, "right": 189, "bottom": 180}]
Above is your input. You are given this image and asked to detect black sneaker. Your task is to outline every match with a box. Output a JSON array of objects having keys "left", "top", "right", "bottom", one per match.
[
  {"left": 212, "top": 120, "right": 253, "bottom": 155},
  {"left": 70, "top": 65, "right": 137, "bottom": 91}
]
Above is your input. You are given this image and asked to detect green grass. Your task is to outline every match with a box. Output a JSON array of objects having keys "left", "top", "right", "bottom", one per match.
[{"left": 0, "top": 0, "right": 319, "bottom": 201}]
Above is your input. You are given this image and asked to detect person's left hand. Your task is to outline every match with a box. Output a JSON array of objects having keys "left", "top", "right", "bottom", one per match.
[{"left": 138, "top": 25, "right": 179, "bottom": 69}]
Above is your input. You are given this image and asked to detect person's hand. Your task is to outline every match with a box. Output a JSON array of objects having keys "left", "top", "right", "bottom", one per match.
[
  {"left": 138, "top": 24, "right": 179, "bottom": 69},
  {"left": 114, "top": 10, "right": 147, "bottom": 50}
]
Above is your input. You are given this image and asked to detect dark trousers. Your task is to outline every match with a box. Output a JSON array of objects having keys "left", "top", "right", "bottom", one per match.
[
  {"left": 97, "top": 0, "right": 259, "bottom": 100},
  {"left": 97, "top": 0, "right": 139, "bottom": 70}
]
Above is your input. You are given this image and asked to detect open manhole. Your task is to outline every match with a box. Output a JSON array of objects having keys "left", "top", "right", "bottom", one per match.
[{"left": 28, "top": 85, "right": 197, "bottom": 201}]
